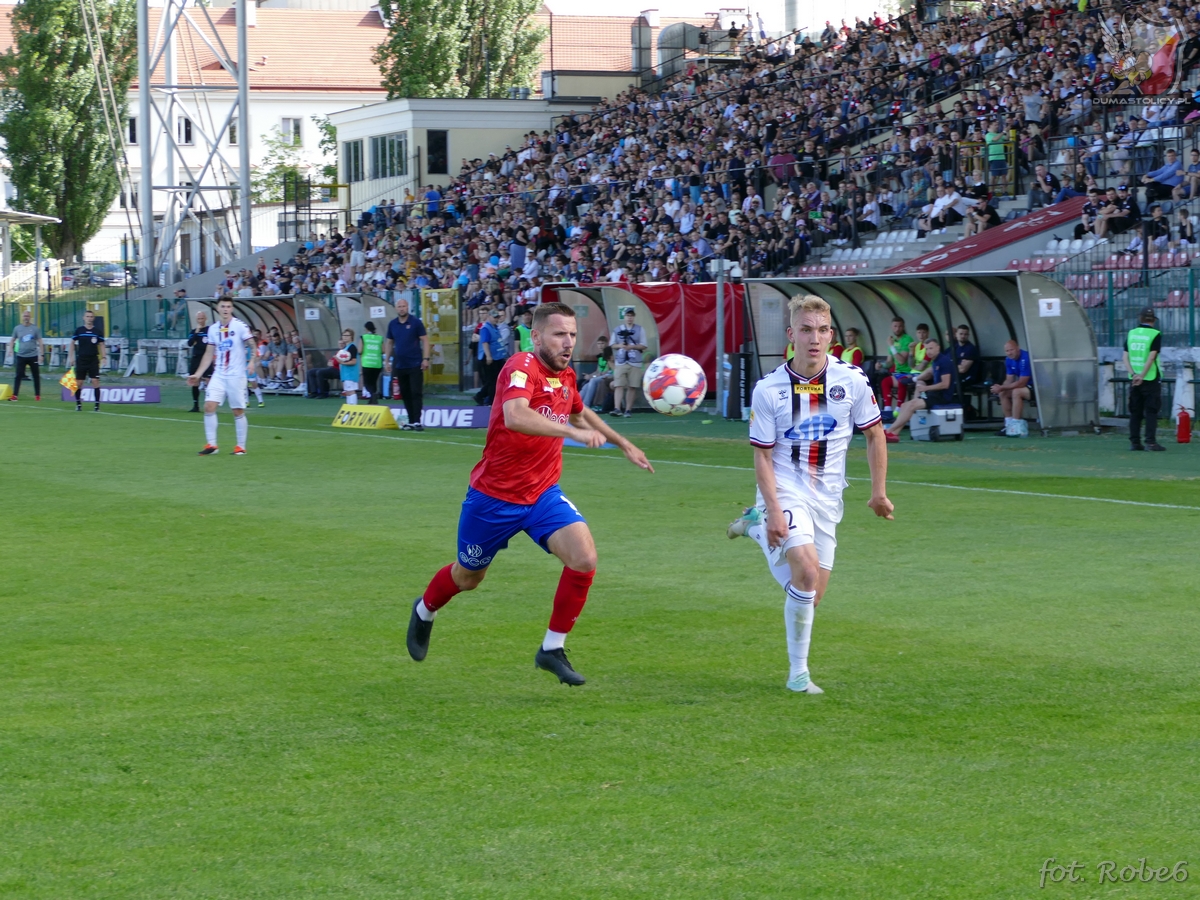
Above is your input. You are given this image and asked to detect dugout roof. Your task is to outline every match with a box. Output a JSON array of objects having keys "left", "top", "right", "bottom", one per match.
[{"left": 745, "top": 272, "right": 1099, "bottom": 431}]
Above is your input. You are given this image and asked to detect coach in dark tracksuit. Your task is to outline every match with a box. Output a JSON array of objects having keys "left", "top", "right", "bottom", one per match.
[
  {"left": 186, "top": 309, "right": 213, "bottom": 412},
  {"left": 384, "top": 296, "right": 429, "bottom": 430}
]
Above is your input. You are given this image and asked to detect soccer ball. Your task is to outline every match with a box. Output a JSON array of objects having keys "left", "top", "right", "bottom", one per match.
[
  {"left": 642, "top": 354, "right": 707, "bottom": 416},
  {"left": 335, "top": 349, "right": 353, "bottom": 364}
]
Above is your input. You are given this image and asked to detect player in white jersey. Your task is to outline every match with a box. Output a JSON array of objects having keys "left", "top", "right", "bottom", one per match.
[
  {"left": 740, "top": 295, "right": 893, "bottom": 693},
  {"left": 186, "top": 298, "right": 254, "bottom": 456}
]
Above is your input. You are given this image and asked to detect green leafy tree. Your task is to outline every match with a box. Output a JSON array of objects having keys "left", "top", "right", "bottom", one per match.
[
  {"left": 373, "top": 0, "right": 545, "bottom": 99},
  {"left": 312, "top": 115, "right": 339, "bottom": 181},
  {"left": 250, "top": 126, "right": 308, "bottom": 203},
  {"left": 0, "top": 0, "right": 137, "bottom": 262}
]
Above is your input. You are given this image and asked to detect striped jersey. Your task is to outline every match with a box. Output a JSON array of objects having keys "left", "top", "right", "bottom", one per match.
[
  {"left": 749, "top": 356, "right": 881, "bottom": 520},
  {"left": 206, "top": 317, "right": 253, "bottom": 378}
]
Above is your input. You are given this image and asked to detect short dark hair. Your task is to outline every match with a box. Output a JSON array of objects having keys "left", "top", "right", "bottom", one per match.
[
  {"left": 364, "top": 321, "right": 376, "bottom": 333},
  {"left": 532, "top": 301, "right": 576, "bottom": 331},
  {"left": 892, "top": 316, "right": 905, "bottom": 324},
  {"left": 916, "top": 322, "right": 930, "bottom": 332}
]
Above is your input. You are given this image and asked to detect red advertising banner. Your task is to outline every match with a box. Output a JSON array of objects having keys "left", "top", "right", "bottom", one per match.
[{"left": 883, "top": 197, "right": 1088, "bottom": 275}]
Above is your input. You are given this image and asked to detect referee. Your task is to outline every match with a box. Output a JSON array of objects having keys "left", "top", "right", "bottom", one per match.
[
  {"left": 66, "top": 309, "right": 106, "bottom": 411},
  {"left": 186, "top": 309, "right": 212, "bottom": 412}
]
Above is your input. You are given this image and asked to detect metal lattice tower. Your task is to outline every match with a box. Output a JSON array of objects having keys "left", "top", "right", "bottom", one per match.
[{"left": 136, "top": 0, "right": 252, "bottom": 287}]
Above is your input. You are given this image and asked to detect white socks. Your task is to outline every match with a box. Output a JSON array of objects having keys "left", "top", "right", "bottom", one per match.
[
  {"left": 204, "top": 412, "right": 218, "bottom": 445},
  {"left": 254, "top": 387, "right": 264, "bottom": 403},
  {"left": 784, "top": 583, "right": 816, "bottom": 681},
  {"left": 748, "top": 521, "right": 793, "bottom": 589},
  {"left": 415, "top": 599, "right": 436, "bottom": 622},
  {"left": 542, "top": 629, "right": 567, "bottom": 651},
  {"left": 345, "top": 394, "right": 358, "bottom": 405},
  {"left": 235, "top": 414, "right": 248, "bottom": 447}
]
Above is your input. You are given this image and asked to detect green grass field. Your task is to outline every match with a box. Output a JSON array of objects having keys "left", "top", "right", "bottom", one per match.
[{"left": 3, "top": 387, "right": 1200, "bottom": 899}]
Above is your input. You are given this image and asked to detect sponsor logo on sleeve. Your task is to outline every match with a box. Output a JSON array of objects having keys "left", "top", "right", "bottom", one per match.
[{"left": 510, "top": 371, "right": 528, "bottom": 389}]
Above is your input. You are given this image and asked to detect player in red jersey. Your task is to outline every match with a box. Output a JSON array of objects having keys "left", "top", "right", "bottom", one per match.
[{"left": 407, "top": 301, "right": 654, "bottom": 684}]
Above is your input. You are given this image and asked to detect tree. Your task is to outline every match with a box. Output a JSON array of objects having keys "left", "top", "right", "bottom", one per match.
[
  {"left": 373, "top": 0, "right": 546, "bottom": 99},
  {"left": 250, "top": 126, "right": 309, "bottom": 203},
  {"left": 0, "top": 0, "right": 137, "bottom": 262},
  {"left": 312, "top": 115, "right": 339, "bottom": 182}
]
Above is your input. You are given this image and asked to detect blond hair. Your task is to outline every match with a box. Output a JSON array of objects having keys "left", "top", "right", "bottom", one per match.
[{"left": 788, "top": 294, "right": 831, "bottom": 324}]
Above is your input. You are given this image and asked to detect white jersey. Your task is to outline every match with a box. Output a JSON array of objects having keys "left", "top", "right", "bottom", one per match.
[
  {"left": 206, "top": 317, "right": 253, "bottom": 378},
  {"left": 749, "top": 356, "right": 882, "bottom": 522}
]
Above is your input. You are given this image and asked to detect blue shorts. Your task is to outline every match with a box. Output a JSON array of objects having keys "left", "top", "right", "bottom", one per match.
[{"left": 456, "top": 485, "right": 586, "bottom": 570}]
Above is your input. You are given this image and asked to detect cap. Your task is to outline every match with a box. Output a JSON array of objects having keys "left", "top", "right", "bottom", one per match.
[
  {"left": 1138, "top": 306, "right": 1158, "bottom": 322},
  {"left": 1118, "top": 184, "right": 1128, "bottom": 190}
]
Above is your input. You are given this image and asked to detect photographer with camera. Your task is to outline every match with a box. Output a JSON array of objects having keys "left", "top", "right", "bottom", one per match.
[{"left": 609, "top": 308, "right": 647, "bottom": 418}]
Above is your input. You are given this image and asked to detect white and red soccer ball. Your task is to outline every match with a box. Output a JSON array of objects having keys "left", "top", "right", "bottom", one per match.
[
  {"left": 642, "top": 354, "right": 706, "bottom": 416},
  {"left": 335, "top": 349, "right": 353, "bottom": 364}
]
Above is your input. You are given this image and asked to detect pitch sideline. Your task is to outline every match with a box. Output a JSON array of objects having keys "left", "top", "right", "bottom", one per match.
[{"left": 7, "top": 405, "right": 1199, "bottom": 513}]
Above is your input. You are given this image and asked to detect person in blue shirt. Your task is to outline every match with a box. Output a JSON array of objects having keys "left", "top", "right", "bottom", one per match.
[
  {"left": 474, "top": 307, "right": 510, "bottom": 406},
  {"left": 1141, "top": 148, "right": 1184, "bottom": 202},
  {"left": 991, "top": 339, "right": 1033, "bottom": 437},
  {"left": 424, "top": 186, "right": 442, "bottom": 217},
  {"left": 884, "top": 338, "right": 957, "bottom": 441}
]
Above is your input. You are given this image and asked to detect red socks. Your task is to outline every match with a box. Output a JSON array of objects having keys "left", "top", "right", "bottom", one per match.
[
  {"left": 422, "top": 564, "right": 462, "bottom": 612},
  {"left": 548, "top": 567, "right": 595, "bottom": 634}
]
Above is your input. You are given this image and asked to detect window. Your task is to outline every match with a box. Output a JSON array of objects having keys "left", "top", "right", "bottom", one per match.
[
  {"left": 281, "top": 117, "right": 302, "bottom": 146},
  {"left": 370, "top": 133, "right": 408, "bottom": 179},
  {"left": 177, "top": 116, "right": 193, "bottom": 145},
  {"left": 427, "top": 129, "right": 448, "bottom": 175},
  {"left": 228, "top": 121, "right": 238, "bottom": 146},
  {"left": 119, "top": 187, "right": 139, "bottom": 208},
  {"left": 127, "top": 117, "right": 137, "bottom": 145},
  {"left": 343, "top": 140, "right": 364, "bottom": 183}
]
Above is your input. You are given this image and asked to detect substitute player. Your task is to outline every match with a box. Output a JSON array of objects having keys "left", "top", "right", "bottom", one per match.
[
  {"left": 406, "top": 301, "right": 654, "bottom": 685},
  {"left": 186, "top": 298, "right": 254, "bottom": 456},
  {"left": 66, "top": 309, "right": 106, "bottom": 411},
  {"left": 744, "top": 296, "right": 893, "bottom": 693}
]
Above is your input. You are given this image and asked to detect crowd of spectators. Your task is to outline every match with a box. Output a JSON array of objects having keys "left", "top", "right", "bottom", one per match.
[{"left": 183, "top": 0, "right": 1200, "bottom": 368}]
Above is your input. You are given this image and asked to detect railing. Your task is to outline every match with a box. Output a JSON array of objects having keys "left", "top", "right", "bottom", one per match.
[{"left": 0, "top": 259, "right": 63, "bottom": 301}]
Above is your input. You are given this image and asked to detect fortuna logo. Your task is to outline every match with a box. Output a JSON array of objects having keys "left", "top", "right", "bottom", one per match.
[{"left": 794, "top": 383, "right": 823, "bottom": 394}]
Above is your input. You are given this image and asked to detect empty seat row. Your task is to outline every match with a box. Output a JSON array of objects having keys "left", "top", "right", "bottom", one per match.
[
  {"left": 1007, "top": 257, "right": 1069, "bottom": 272},
  {"left": 796, "top": 263, "right": 869, "bottom": 277},
  {"left": 869, "top": 230, "right": 919, "bottom": 244},
  {"left": 827, "top": 246, "right": 900, "bottom": 261},
  {"left": 1064, "top": 272, "right": 1144, "bottom": 289},
  {"left": 1090, "top": 251, "right": 1193, "bottom": 271},
  {"left": 1040, "top": 237, "right": 1099, "bottom": 256},
  {"left": 1155, "top": 290, "right": 1197, "bottom": 308}
]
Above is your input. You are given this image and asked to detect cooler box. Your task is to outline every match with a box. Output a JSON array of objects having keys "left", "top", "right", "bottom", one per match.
[{"left": 909, "top": 407, "right": 963, "bottom": 442}]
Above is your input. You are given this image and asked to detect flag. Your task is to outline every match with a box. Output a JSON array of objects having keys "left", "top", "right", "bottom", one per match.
[{"left": 60, "top": 369, "right": 78, "bottom": 392}]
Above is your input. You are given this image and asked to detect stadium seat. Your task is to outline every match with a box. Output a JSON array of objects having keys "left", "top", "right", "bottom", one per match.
[
  {"left": 850, "top": 247, "right": 864, "bottom": 260},
  {"left": 1068, "top": 239, "right": 1084, "bottom": 254},
  {"left": 1064, "top": 274, "right": 1080, "bottom": 289},
  {"left": 1007, "top": 259, "right": 1021, "bottom": 270}
]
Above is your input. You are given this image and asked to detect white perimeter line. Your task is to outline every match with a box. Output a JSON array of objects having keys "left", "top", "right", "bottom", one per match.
[{"left": 9, "top": 406, "right": 1200, "bottom": 512}]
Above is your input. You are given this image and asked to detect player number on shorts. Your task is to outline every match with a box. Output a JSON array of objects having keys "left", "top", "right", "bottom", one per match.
[{"left": 783, "top": 509, "right": 797, "bottom": 531}]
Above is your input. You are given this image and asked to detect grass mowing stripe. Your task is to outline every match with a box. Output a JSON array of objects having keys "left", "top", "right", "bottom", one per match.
[{"left": 14, "top": 404, "right": 1200, "bottom": 512}]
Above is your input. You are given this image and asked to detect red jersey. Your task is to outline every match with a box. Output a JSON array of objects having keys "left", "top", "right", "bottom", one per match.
[{"left": 469, "top": 352, "right": 584, "bottom": 504}]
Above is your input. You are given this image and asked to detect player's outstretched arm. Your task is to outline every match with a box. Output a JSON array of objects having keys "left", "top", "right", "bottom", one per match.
[
  {"left": 504, "top": 397, "right": 600, "bottom": 445},
  {"left": 187, "top": 346, "right": 215, "bottom": 386},
  {"left": 862, "top": 423, "right": 894, "bottom": 520},
  {"left": 574, "top": 407, "right": 654, "bottom": 472}
]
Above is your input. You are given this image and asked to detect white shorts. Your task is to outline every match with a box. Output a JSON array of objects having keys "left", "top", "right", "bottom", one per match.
[
  {"left": 754, "top": 486, "right": 839, "bottom": 572},
  {"left": 341, "top": 380, "right": 359, "bottom": 391},
  {"left": 350, "top": 250, "right": 366, "bottom": 267},
  {"left": 205, "top": 372, "right": 249, "bottom": 409}
]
